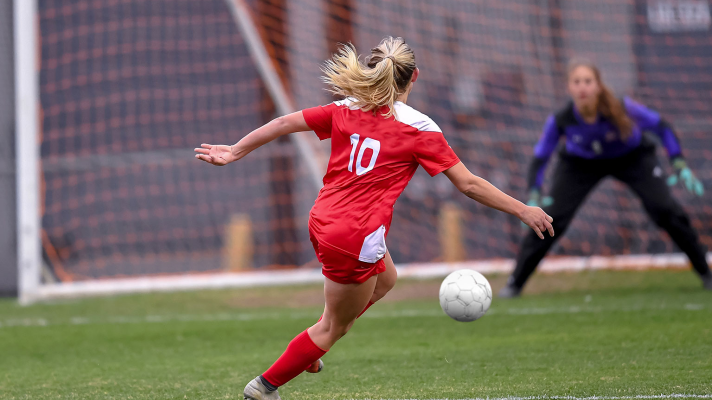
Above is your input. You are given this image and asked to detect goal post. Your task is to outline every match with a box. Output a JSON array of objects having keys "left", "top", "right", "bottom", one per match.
[
  {"left": 224, "top": 0, "right": 326, "bottom": 191},
  {"left": 14, "top": 0, "right": 42, "bottom": 304}
]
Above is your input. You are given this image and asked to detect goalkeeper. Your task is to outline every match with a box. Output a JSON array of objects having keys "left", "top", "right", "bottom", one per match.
[{"left": 499, "top": 59, "right": 712, "bottom": 297}]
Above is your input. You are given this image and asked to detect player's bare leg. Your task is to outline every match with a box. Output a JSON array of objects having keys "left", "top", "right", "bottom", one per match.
[
  {"left": 247, "top": 274, "right": 377, "bottom": 399},
  {"left": 370, "top": 251, "right": 397, "bottom": 303},
  {"left": 308, "top": 274, "right": 378, "bottom": 350},
  {"left": 306, "top": 253, "right": 396, "bottom": 373}
]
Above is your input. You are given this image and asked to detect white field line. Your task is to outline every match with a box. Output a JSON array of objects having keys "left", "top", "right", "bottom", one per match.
[
  {"left": 346, "top": 396, "right": 712, "bottom": 400},
  {"left": 0, "top": 302, "right": 706, "bottom": 329}
]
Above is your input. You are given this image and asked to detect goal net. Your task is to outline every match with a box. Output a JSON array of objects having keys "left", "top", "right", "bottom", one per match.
[{"left": 20, "top": 0, "right": 712, "bottom": 300}]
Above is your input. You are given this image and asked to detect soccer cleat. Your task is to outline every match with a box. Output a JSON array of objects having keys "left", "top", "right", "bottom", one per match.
[
  {"left": 243, "top": 377, "right": 281, "bottom": 400},
  {"left": 498, "top": 283, "right": 522, "bottom": 298},
  {"left": 305, "top": 358, "right": 324, "bottom": 373}
]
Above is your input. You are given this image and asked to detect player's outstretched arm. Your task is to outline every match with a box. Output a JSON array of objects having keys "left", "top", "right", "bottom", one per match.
[
  {"left": 443, "top": 162, "right": 554, "bottom": 239},
  {"left": 194, "top": 111, "right": 310, "bottom": 166}
]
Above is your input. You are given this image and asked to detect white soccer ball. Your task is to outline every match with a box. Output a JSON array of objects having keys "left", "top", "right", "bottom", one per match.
[{"left": 439, "top": 269, "right": 492, "bottom": 322}]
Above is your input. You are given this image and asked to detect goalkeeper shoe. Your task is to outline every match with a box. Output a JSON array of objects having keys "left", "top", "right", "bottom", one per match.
[
  {"left": 498, "top": 283, "right": 522, "bottom": 298},
  {"left": 702, "top": 272, "right": 712, "bottom": 291}
]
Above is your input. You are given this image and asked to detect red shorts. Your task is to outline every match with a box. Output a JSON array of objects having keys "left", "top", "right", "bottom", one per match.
[{"left": 309, "top": 228, "right": 386, "bottom": 284}]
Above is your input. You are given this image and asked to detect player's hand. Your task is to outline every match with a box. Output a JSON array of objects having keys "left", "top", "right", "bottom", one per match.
[
  {"left": 518, "top": 205, "right": 554, "bottom": 240},
  {"left": 667, "top": 157, "right": 704, "bottom": 197},
  {"left": 194, "top": 143, "right": 236, "bottom": 166},
  {"left": 522, "top": 190, "right": 554, "bottom": 229}
]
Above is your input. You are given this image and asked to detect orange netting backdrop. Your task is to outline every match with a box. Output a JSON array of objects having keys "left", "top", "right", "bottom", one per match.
[{"left": 38, "top": 0, "right": 712, "bottom": 280}]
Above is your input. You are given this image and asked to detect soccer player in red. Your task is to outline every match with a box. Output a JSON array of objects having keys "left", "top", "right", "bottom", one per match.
[{"left": 195, "top": 37, "right": 554, "bottom": 400}]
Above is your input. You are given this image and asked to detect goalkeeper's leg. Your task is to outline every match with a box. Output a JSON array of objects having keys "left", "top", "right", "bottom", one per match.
[
  {"left": 615, "top": 149, "right": 712, "bottom": 288},
  {"left": 502, "top": 157, "right": 603, "bottom": 297}
]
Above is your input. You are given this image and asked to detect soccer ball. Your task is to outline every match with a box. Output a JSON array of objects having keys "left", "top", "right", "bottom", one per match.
[{"left": 439, "top": 269, "right": 492, "bottom": 322}]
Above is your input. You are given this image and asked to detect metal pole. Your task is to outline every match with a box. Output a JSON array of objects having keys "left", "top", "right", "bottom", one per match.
[
  {"left": 14, "top": 0, "right": 41, "bottom": 304},
  {"left": 224, "top": 0, "right": 325, "bottom": 191}
]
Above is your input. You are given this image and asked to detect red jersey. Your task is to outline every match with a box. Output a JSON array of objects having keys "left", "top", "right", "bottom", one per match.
[{"left": 302, "top": 99, "right": 460, "bottom": 263}]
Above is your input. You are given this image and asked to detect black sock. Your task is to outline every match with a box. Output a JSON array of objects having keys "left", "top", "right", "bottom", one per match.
[{"left": 259, "top": 375, "right": 278, "bottom": 392}]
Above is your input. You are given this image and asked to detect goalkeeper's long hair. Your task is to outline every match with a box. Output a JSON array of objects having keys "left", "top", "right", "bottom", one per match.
[
  {"left": 567, "top": 59, "right": 633, "bottom": 140},
  {"left": 322, "top": 37, "right": 416, "bottom": 119}
]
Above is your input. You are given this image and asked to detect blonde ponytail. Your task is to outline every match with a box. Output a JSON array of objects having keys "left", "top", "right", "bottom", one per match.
[{"left": 322, "top": 37, "right": 416, "bottom": 118}]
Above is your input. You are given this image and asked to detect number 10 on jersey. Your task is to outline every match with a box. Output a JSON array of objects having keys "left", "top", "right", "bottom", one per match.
[{"left": 348, "top": 134, "right": 381, "bottom": 176}]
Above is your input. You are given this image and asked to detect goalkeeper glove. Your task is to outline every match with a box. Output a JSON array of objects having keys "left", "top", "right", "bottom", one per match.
[
  {"left": 666, "top": 157, "right": 704, "bottom": 197},
  {"left": 527, "top": 189, "right": 554, "bottom": 208},
  {"left": 522, "top": 189, "right": 553, "bottom": 228}
]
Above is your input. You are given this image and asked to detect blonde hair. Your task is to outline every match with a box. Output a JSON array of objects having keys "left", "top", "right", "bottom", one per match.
[
  {"left": 322, "top": 36, "right": 416, "bottom": 118},
  {"left": 567, "top": 59, "right": 633, "bottom": 140}
]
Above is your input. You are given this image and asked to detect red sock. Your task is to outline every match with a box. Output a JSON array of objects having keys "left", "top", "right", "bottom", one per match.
[
  {"left": 303, "top": 301, "right": 373, "bottom": 373},
  {"left": 357, "top": 301, "right": 375, "bottom": 318},
  {"left": 262, "top": 330, "right": 327, "bottom": 387}
]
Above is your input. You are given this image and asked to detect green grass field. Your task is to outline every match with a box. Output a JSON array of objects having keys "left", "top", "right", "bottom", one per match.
[{"left": 1, "top": 269, "right": 711, "bottom": 399}]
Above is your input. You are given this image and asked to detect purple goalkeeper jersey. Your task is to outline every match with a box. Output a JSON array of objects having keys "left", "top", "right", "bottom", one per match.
[{"left": 528, "top": 97, "right": 682, "bottom": 190}]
